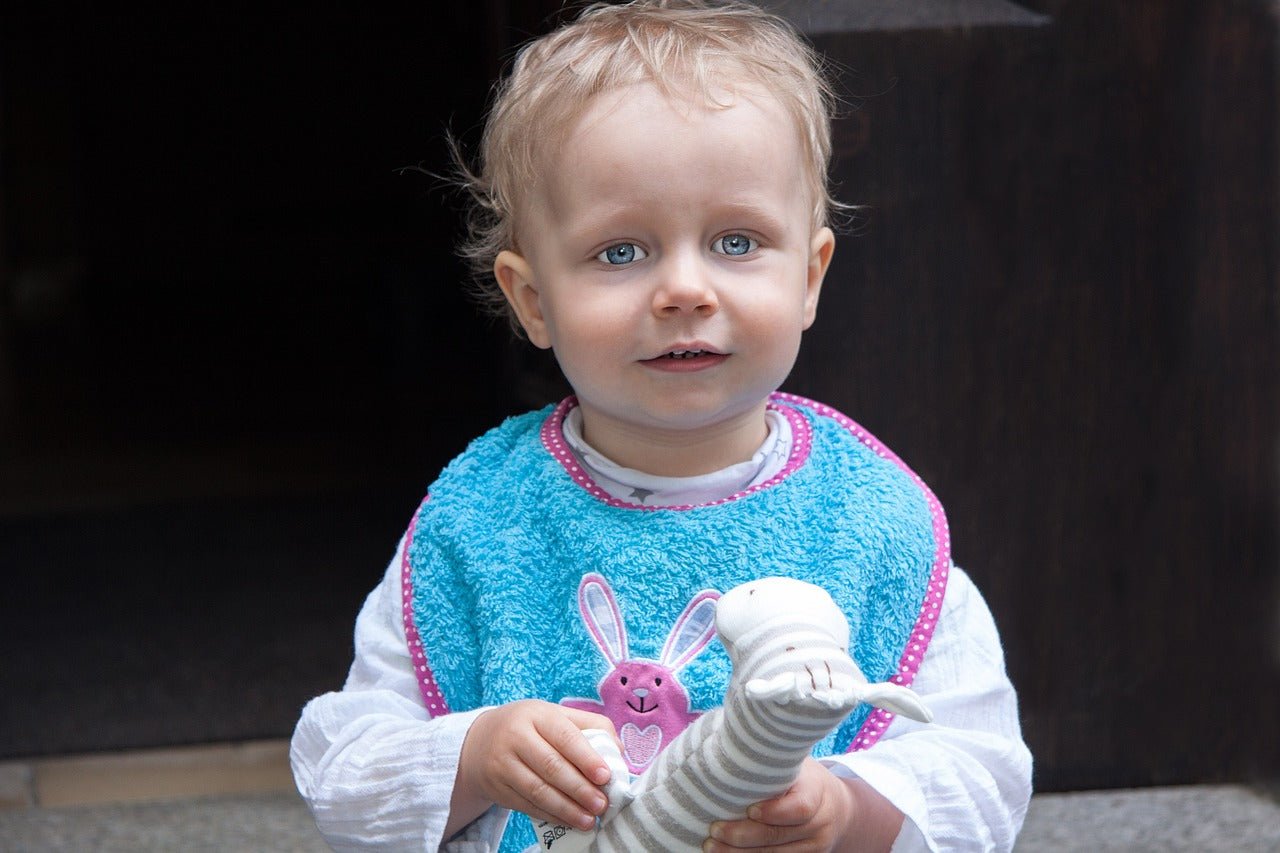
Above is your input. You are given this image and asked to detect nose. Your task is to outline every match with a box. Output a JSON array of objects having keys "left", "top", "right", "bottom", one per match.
[
  {"left": 632, "top": 688, "right": 650, "bottom": 698},
  {"left": 652, "top": 252, "right": 718, "bottom": 317}
]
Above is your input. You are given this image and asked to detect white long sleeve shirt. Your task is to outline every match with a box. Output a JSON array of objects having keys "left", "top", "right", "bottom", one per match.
[{"left": 291, "top": 413, "right": 1032, "bottom": 851}]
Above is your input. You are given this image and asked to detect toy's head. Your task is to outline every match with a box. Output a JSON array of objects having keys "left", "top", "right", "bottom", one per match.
[{"left": 715, "top": 577, "right": 851, "bottom": 660}]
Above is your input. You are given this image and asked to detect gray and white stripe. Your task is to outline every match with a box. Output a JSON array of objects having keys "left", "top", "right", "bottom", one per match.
[{"left": 532, "top": 578, "right": 931, "bottom": 853}]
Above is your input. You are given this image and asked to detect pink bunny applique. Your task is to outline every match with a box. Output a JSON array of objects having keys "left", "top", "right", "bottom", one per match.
[{"left": 561, "top": 572, "right": 720, "bottom": 774}]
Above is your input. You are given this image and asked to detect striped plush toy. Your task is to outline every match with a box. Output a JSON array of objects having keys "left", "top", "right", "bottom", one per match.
[{"left": 531, "top": 577, "right": 933, "bottom": 852}]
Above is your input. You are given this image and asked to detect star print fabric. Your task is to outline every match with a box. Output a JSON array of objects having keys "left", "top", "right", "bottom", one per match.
[{"left": 559, "top": 406, "right": 793, "bottom": 506}]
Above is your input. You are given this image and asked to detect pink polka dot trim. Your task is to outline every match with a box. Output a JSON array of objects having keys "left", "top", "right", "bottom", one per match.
[
  {"left": 539, "top": 395, "right": 814, "bottom": 511},
  {"left": 401, "top": 495, "right": 451, "bottom": 718},
  {"left": 765, "top": 394, "right": 951, "bottom": 754},
  {"left": 408, "top": 395, "right": 948, "bottom": 737}
]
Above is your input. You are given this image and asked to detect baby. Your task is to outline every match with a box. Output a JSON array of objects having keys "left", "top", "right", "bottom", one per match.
[{"left": 291, "top": 2, "right": 1033, "bottom": 851}]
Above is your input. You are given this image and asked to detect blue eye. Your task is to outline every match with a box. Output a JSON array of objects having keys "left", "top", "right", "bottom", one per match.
[
  {"left": 597, "top": 243, "right": 647, "bottom": 265},
  {"left": 713, "top": 234, "right": 757, "bottom": 256}
]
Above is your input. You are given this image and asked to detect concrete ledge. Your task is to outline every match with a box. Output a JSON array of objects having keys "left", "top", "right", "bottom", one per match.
[
  {"left": 1, "top": 740, "right": 294, "bottom": 811},
  {"left": 0, "top": 763, "right": 33, "bottom": 810}
]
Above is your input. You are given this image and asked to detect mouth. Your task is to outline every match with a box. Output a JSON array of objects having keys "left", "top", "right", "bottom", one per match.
[
  {"left": 641, "top": 346, "right": 728, "bottom": 371},
  {"left": 626, "top": 698, "right": 658, "bottom": 714}
]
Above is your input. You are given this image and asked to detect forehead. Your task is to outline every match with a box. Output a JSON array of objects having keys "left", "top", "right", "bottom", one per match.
[{"left": 524, "top": 82, "right": 811, "bottom": 232}]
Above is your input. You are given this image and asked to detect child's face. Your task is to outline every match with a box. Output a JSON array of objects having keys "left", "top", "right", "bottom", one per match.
[{"left": 496, "top": 82, "right": 834, "bottom": 465}]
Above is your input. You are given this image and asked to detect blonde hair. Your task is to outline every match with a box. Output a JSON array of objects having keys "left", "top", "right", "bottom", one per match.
[{"left": 457, "top": 0, "right": 841, "bottom": 328}]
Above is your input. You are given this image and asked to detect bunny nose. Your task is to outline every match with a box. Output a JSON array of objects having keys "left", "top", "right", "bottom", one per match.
[{"left": 632, "top": 688, "right": 649, "bottom": 698}]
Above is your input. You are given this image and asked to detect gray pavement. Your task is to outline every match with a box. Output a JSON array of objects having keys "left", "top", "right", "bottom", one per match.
[
  {"left": 1, "top": 785, "right": 1278, "bottom": 851},
  {"left": 0, "top": 792, "right": 327, "bottom": 852},
  {"left": 1016, "top": 785, "right": 1280, "bottom": 852}
]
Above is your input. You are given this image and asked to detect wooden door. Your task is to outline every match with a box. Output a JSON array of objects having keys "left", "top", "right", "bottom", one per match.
[{"left": 775, "top": 0, "right": 1280, "bottom": 790}]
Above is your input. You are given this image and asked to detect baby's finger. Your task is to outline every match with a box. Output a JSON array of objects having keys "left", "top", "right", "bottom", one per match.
[
  {"left": 515, "top": 730, "right": 609, "bottom": 813},
  {"left": 505, "top": 760, "right": 601, "bottom": 831},
  {"left": 535, "top": 713, "right": 614, "bottom": 787},
  {"left": 706, "top": 817, "right": 810, "bottom": 850},
  {"left": 499, "top": 784, "right": 591, "bottom": 833},
  {"left": 746, "top": 786, "right": 819, "bottom": 827},
  {"left": 560, "top": 707, "right": 619, "bottom": 741}
]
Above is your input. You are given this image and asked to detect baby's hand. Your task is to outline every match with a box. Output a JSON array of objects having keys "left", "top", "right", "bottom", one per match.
[
  {"left": 458, "top": 700, "right": 617, "bottom": 831},
  {"left": 704, "top": 758, "right": 903, "bottom": 853}
]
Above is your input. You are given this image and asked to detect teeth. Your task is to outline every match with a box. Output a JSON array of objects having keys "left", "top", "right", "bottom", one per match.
[{"left": 666, "top": 349, "right": 704, "bottom": 359}]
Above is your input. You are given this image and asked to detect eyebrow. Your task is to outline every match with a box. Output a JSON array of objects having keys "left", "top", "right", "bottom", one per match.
[
  {"left": 559, "top": 201, "right": 795, "bottom": 244},
  {"left": 711, "top": 202, "right": 791, "bottom": 234}
]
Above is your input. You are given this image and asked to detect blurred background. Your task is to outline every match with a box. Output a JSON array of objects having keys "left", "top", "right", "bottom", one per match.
[{"left": 1, "top": 0, "right": 1277, "bottom": 804}]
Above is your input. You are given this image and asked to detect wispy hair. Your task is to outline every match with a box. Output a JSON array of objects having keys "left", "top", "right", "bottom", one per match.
[{"left": 455, "top": 0, "right": 844, "bottom": 328}]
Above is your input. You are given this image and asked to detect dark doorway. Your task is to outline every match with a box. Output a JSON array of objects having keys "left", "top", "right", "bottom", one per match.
[{"left": 2, "top": 1, "right": 1277, "bottom": 794}]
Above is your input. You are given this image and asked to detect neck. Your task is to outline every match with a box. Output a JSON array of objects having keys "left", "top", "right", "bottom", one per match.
[{"left": 576, "top": 401, "right": 770, "bottom": 477}]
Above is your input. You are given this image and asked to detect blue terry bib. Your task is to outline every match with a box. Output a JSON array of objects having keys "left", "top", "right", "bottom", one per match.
[{"left": 402, "top": 394, "right": 949, "bottom": 852}]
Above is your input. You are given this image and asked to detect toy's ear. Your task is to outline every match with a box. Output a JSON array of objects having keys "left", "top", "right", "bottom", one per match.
[
  {"left": 579, "top": 573, "right": 628, "bottom": 665},
  {"left": 661, "top": 590, "right": 720, "bottom": 670}
]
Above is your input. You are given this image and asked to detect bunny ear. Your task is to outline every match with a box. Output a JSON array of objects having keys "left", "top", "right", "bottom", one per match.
[
  {"left": 579, "top": 573, "right": 628, "bottom": 665},
  {"left": 661, "top": 589, "right": 721, "bottom": 670}
]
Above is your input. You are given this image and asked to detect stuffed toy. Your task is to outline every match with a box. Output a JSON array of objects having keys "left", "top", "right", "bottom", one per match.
[{"left": 530, "top": 577, "right": 933, "bottom": 852}]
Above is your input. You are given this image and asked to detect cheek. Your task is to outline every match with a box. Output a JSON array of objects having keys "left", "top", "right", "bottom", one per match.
[
  {"left": 547, "top": 299, "right": 634, "bottom": 354},
  {"left": 741, "top": 302, "right": 804, "bottom": 357}
]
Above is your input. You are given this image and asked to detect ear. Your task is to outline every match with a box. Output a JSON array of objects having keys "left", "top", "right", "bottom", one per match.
[
  {"left": 494, "top": 249, "right": 551, "bottom": 348},
  {"left": 803, "top": 226, "right": 835, "bottom": 330},
  {"left": 579, "top": 573, "right": 628, "bottom": 666},
  {"left": 660, "top": 590, "right": 720, "bottom": 671}
]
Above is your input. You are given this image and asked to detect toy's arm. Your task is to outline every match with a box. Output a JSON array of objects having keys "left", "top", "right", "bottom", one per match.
[{"left": 745, "top": 672, "right": 931, "bottom": 722}]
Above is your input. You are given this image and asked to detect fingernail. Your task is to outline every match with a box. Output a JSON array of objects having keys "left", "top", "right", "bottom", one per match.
[
  {"left": 590, "top": 794, "right": 607, "bottom": 813},
  {"left": 578, "top": 814, "right": 596, "bottom": 831},
  {"left": 593, "top": 767, "right": 611, "bottom": 785},
  {"left": 709, "top": 821, "right": 724, "bottom": 840},
  {"left": 747, "top": 805, "right": 762, "bottom": 820}
]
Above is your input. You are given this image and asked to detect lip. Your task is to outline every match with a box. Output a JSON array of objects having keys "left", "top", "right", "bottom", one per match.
[{"left": 640, "top": 342, "right": 729, "bottom": 373}]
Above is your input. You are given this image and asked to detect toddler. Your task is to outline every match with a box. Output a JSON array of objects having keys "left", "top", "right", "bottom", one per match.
[{"left": 291, "top": 2, "right": 1033, "bottom": 850}]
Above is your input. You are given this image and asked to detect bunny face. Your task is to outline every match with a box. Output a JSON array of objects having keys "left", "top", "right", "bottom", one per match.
[
  {"left": 597, "top": 660, "right": 680, "bottom": 718},
  {"left": 561, "top": 572, "right": 721, "bottom": 773}
]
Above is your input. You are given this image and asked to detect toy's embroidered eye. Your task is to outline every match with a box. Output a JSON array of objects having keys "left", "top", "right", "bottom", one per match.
[
  {"left": 620, "top": 676, "right": 628, "bottom": 685},
  {"left": 597, "top": 243, "right": 647, "bottom": 265},
  {"left": 712, "top": 234, "right": 757, "bottom": 256},
  {"left": 654, "top": 677, "right": 662, "bottom": 686}
]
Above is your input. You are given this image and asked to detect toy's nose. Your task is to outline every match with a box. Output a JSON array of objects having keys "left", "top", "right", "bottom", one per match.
[{"left": 632, "top": 688, "right": 649, "bottom": 698}]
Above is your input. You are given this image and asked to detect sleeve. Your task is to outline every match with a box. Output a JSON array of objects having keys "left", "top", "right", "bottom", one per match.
[
  {"left": 289, "top": 536, "right": 512, "bottom": 852},
  {"left": 819, "top": 567, "right": 1033, "bottom": 853}
]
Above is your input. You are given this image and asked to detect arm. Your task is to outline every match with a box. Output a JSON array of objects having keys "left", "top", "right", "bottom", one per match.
[
  {"left": 290, "top": 539, "right": 509, "bottom": 852},
  {"left": 290, "top": 539, "right": 617, "bottom": 851},
  {"left": 821, "top": 566, "right": 1033, "bottom": 852},
  {"left": 705, "top": 567, "right": 1031, "bottom": 853}
]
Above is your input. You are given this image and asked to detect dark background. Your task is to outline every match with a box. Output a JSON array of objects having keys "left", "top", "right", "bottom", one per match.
[{"left": 2, "top": 0, "right": 1277, "bottom": 793}]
